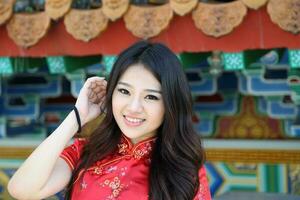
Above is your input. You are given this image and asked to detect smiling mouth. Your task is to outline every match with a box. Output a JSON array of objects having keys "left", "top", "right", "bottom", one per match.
[{"left": 123, "top": 115, "right": 146, "bottom": 126}]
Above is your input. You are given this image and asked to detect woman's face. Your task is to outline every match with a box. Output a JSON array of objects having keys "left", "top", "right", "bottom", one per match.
[{"left": 112, "top": 64, "right": 165, "bottom": 144}]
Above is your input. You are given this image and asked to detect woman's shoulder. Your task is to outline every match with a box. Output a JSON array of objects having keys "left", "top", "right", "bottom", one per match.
[
  {"left": 199, "top": 165, "right": 206, "bottom": 176},
  {"left": 74, "top": 137, "right": 88, "bottom": 145},
  {"left": 60, "top": 137, "right": 88, "bottom": 170},
  {"left": 195, "top": 165, "right": 212, "bottom": 200},
  {"left": 69, "top": 137, "right": 88, "bottom": 151}
]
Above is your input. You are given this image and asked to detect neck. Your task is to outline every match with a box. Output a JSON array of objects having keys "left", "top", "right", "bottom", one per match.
[{"left": 124, "top": 133, "right": 157, "bottom": 145}]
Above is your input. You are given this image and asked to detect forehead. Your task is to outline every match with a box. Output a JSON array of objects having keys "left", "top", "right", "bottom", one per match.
[{"left": 118, "top": 64, "right": 161, "bottom": 89}]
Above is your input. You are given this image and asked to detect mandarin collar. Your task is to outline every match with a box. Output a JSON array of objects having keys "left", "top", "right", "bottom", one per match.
[
  {"left": 117, "top": 134, "right": 157, "bottom": 160},
  {"left": 85, "top": 134, "right": 157, "bottom": 178}
]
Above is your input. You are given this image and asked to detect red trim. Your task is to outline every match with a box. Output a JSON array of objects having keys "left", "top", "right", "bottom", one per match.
[
  {"left": 60, "top": 155, "right": 75, "bottom": 170},
  {"left": 1, "top": 7, "right": 300, "bottom": 57}
]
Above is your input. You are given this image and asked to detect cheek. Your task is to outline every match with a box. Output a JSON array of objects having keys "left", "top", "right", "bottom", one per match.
[
  {"left": 158, "top": 107, "right": 165, "bottom": 123},
  {"left": 112, "top": 93, "right": 125, "bottom": 106},
  {"left": 112, "top": 93, "right": 128, "bottom": 120},
  {"left": 148, "top": 103, "right": 165, "bottom": 122},
  {"left": 112, "top": 92, "right": 121, "bottom": 116}
]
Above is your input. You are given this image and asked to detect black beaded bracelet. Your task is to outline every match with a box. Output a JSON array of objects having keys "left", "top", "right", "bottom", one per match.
[{"left": 73, "top": 106, "right": 82, "bottom": 133}]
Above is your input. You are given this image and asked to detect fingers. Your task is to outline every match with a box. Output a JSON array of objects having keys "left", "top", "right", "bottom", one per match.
[
  {"left": 85, "top": 76, "right": 107, "bottom": 104},
  {"left": 90, "top": 94, "right": 105, "bottom": 104},
  {"left": 90, "top": 82, "right": 106, "bottom": 93},
  {"left": 85, "top": 77, "right": 106, "bottom": 90}
]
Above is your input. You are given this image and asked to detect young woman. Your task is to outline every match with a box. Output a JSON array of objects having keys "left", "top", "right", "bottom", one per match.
[{"left": 8, "top": 41, "right": 211, "bottom": 200}]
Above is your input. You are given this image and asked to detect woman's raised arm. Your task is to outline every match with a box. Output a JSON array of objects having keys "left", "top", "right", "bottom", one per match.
[{"left": 7, "top": 77, "right": 106, "bottom": 200}]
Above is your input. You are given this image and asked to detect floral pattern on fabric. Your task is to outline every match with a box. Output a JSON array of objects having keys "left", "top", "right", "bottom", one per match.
[
  {"left": 117, "top": 134, "right": 155, "bottom": 160},
  {"left": 87, "top": 134, "right": 156, "bottom": 176},
  {"left": 100, "top": 177, "right": 128, "bottom": 200},
  {"left": 60, "top": 134, "right": 211, "bottom": 200}
]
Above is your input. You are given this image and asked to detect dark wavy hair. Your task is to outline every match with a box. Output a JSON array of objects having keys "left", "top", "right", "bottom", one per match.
[{"left": 64, "top": 41, "right": 205, "bottom": 200}]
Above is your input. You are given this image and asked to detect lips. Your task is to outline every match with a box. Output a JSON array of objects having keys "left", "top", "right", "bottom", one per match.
[{"left": 123, "top": 115, "right": 145, "bottom": 127}]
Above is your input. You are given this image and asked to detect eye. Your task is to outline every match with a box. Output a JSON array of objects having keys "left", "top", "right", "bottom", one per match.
[
  {"left": 145, "top": 95, "right": 159, "bottom": 100},
  {"left": 117, "top": 88, "right": 130, "bottom": 95}
]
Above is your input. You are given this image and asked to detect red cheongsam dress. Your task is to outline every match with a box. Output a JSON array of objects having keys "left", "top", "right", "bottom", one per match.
[{"left": 60, "top": 134, "right": 212, "bottom": 200}]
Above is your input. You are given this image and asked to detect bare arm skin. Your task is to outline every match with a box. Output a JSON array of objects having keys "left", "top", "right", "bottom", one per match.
[{"left": 7, "top": 77, "right": 107, "bottom": 200}]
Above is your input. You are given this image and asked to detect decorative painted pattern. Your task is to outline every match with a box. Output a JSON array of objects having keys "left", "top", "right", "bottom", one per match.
[{"left": 1, "top": 162, "right": 299, "bottom": 199}]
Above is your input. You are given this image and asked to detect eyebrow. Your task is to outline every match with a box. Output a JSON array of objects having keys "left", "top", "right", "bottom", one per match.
[{"left": 118, "top": 81, "right": 162, "bottom": 94}]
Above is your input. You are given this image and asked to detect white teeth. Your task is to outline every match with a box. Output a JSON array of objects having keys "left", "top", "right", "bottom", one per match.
[{"left": 125, "top": 116, "right": 144, "bottom": 123}]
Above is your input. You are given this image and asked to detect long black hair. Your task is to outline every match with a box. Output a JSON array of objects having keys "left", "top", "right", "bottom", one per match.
[{"left": 65, "top": 41, "right": 204, "bottom": 200}]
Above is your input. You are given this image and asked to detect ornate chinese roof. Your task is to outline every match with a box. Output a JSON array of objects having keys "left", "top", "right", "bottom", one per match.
[{"left": 1, "top": 0, "right": 300, "bottom": 56}]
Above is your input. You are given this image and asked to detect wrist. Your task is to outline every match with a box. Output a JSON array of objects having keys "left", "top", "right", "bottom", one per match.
[{"left": 73, "top": 106, "right": 82, "bottom": 133}]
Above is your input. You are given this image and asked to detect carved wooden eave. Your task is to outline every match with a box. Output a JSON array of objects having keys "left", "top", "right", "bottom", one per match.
[
  {"left": 45, "top": 0, "right": 72, "bottom": 20},
  {"left": 1, "top": 0, "right": 300, "bottom": 55},
  {"left": 64, "top": 8, "right": 109, "bottom": 42},
  {"left": 0, "top": 0, "right": 14, "bottom": 25},
  {"left": 102, "top": 0, "right": 130, "bottom": 21},
  {"left": 192, "top": 1, "right": 248, "bottom": 38},
  {"left": 170, "top": 0, "right": 198, "bottom": 16},
  {"left": 241, "top": 0, "right": 268, "bottom": 10},
  {"left": 6, "top": 12, "right": 51, "bottom": 48},
  {"left": 267, "top": 0, "right": 300, "bottom": 34},
  {"left": 124, "top": 4, "right": 173, "bottom": 39}
]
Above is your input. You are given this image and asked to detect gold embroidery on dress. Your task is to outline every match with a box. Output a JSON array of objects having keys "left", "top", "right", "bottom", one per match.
[
  {"left": 101, "top": 177, "right": 128, "bottom": 200},
  {"left": 133, "top": 141, "right": 153, "bottom": 159},
  {"left": 87, "top": 135, "right": 156, "bottom": 176},
  {"left": 118, "top": 143, "right": 129, "bottom": 155},
  {"left": 93, "top": 166, "right": 103, "bottom": 175}
]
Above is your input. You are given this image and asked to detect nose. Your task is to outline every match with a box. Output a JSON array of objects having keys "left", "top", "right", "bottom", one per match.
[{"left": 127, "top": 96, "right": 143, "bottom": 113}]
